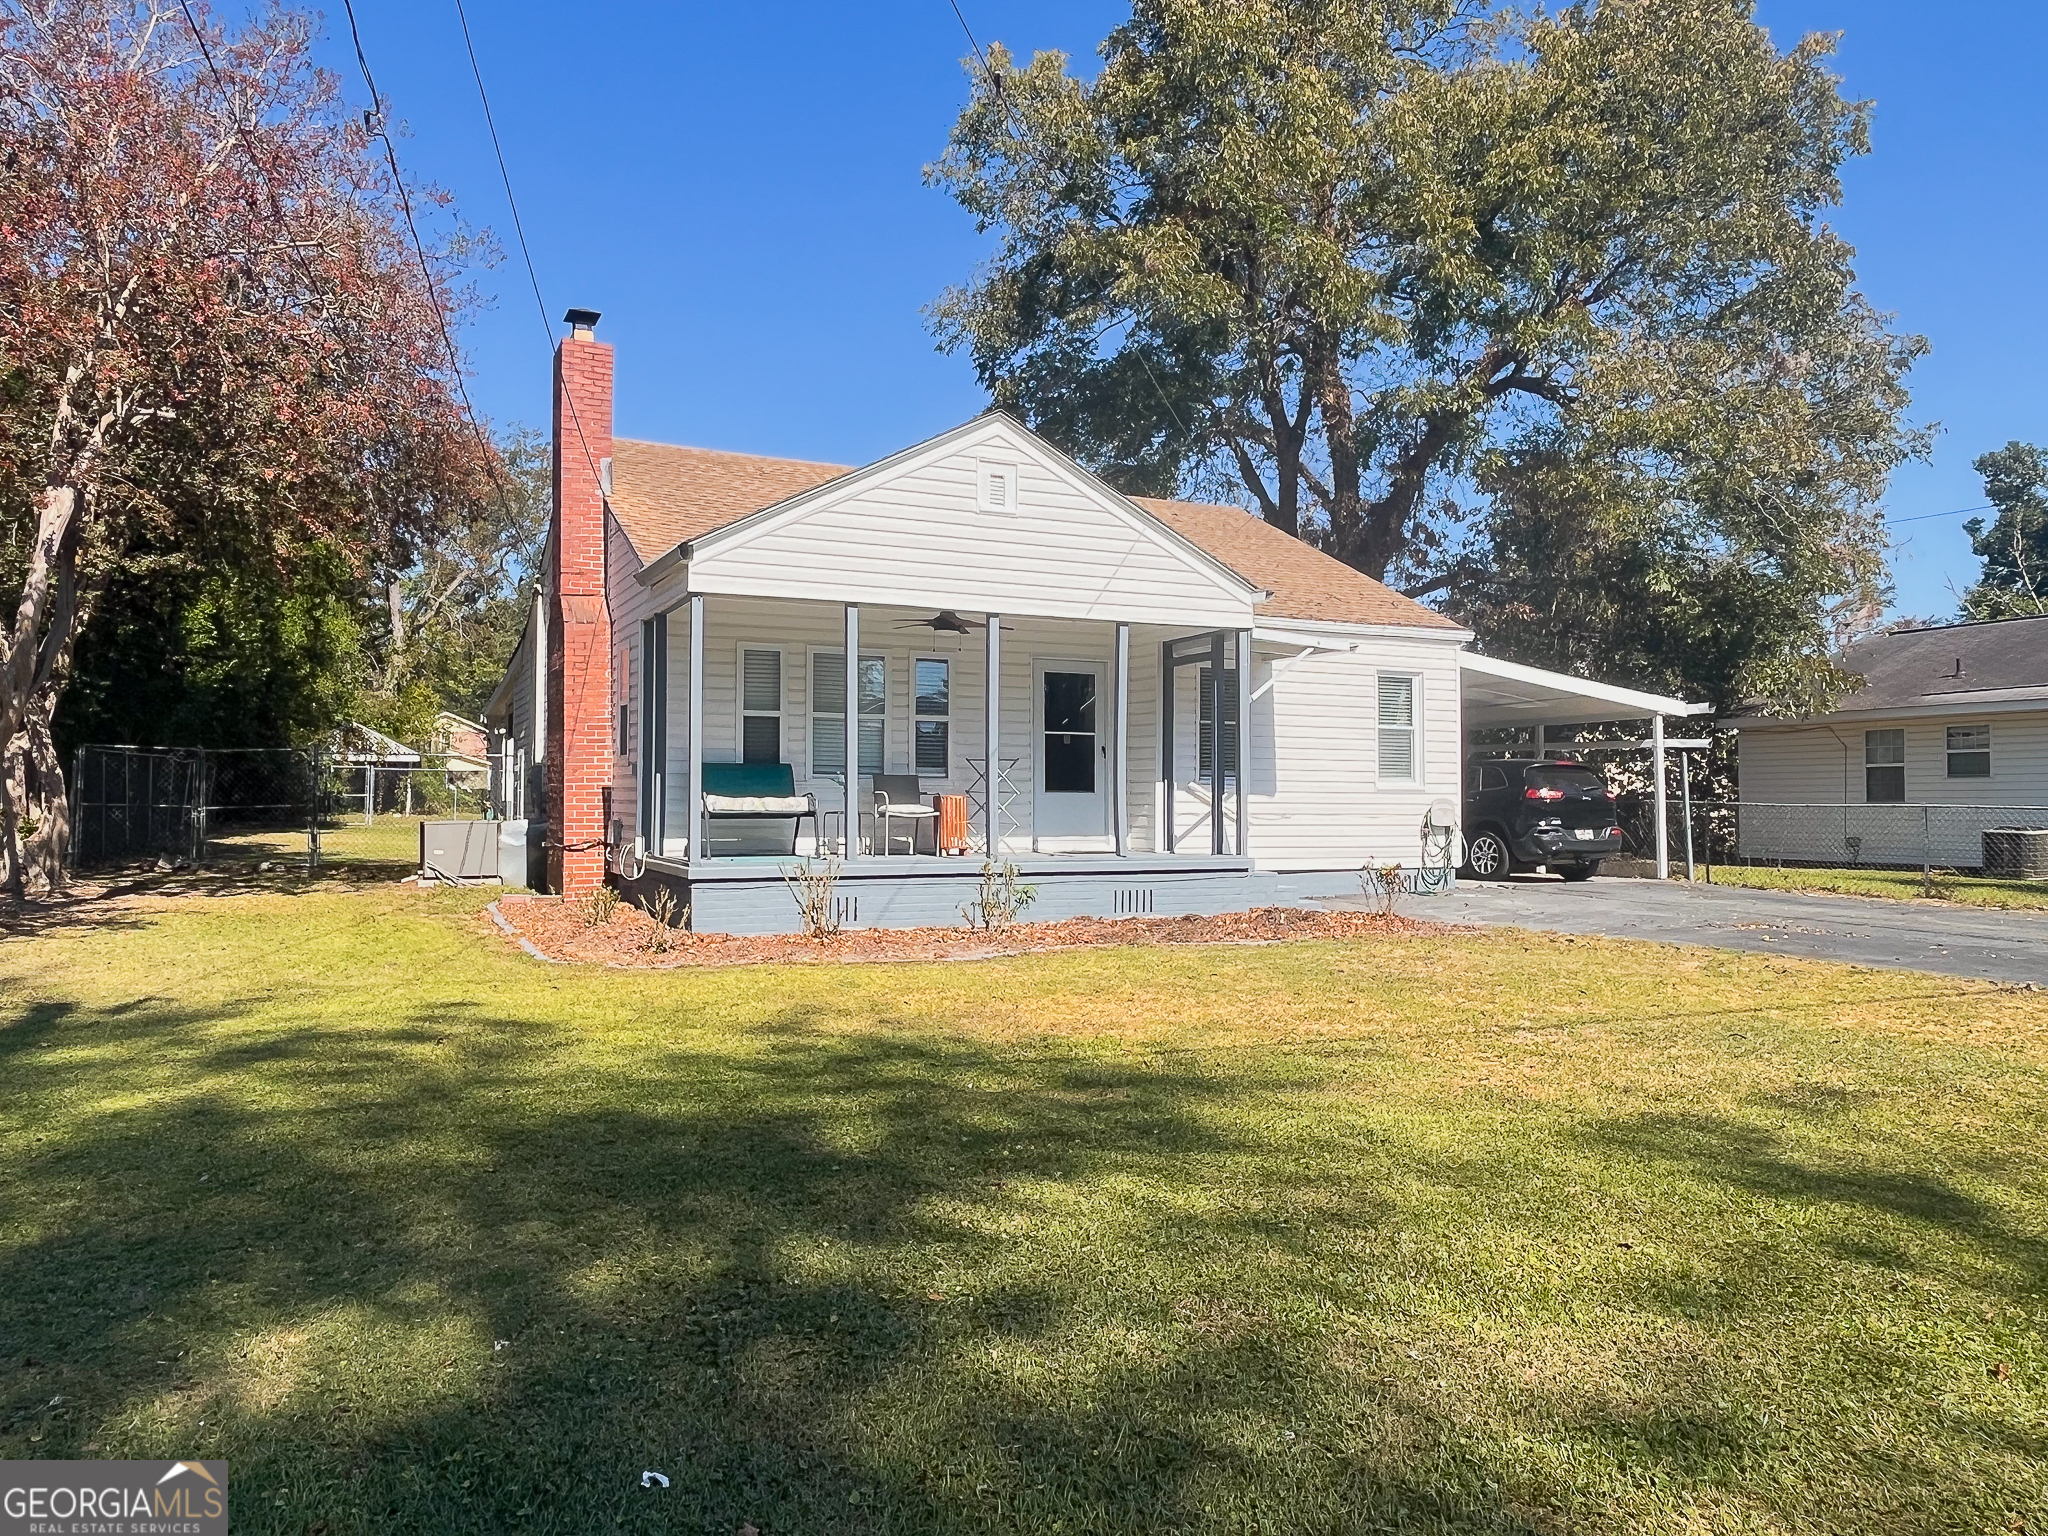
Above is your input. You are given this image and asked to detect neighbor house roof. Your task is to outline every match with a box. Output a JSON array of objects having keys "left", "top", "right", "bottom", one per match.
[
  {"left": 1745, "top": 613, "right": 2048, "bottom": 724},
  {"left": 607, "top": 438, "right": 1458, "bottom": 631}
]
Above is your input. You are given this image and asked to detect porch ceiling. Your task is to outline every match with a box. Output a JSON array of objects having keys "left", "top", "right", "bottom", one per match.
[{"left": 1460, "top": 651, "right": 1709, "bottom": 727}]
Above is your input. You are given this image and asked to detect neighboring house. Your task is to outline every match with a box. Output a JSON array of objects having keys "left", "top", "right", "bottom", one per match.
[
  {"left": 1734, "top": 614, "right": 2048, "bottom": 868},
  {"left": 487, "top": 311, "right": 1702, "bottom": 931}
]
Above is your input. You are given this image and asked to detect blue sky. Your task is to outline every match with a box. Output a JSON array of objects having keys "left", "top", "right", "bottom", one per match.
[{"left": 326, "top": 0, "right": 2048, "bottom": 619}]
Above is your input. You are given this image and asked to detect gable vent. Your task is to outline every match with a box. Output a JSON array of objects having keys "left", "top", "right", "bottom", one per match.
[{"left": 977, "top": 459, "right": 1019, "bottom": 515}]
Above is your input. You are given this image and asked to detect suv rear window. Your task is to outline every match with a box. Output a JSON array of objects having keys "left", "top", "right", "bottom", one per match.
[{"left": 1525, "top": 766, "right": 1607, "bottom": 793}]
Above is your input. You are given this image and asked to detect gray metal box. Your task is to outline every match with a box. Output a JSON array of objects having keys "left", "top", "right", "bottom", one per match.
[
  {"left": 1982, "top": 826, "right": 2048, "bottom": 880},
  {"left": 420, "top": 820, "right": 500, "bottom": 880}
]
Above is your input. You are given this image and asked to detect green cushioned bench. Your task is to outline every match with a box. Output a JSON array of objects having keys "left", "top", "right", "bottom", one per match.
[{"left": 700, "top": 762, "right": 818, "bottom": 855}]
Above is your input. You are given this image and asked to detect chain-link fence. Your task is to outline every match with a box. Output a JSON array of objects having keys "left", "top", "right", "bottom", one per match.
[
  {"left": 1692, "top": 801, "right": 2048, "bottom": 880},
  {"left": 70, "top": 743, "right": 511, "bottom": 872}
]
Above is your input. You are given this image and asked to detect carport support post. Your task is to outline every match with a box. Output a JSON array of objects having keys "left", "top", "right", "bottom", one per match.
[
  {"left": 1208, "top": 630, "right": 1226, "bottom": 856},
  {"left": 1680, "top": 751, "right": 1695, "bottom": 882},
  {"left": 1235, "top": 628, "right": 1252, "bottom": 859},
  {"left": 1652, "top": 713, "right": 1669, "bottom": 880}
]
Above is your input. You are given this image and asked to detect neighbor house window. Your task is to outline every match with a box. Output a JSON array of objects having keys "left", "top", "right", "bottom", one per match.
[
  {"left": 1946, "top": 723, "right": 1991, "bottom": 779},
  {"left": 812, "top": 652, "right": 885, "bottom": 778},
  {"left": 915, "top": 657, "right": 950, "bottom": 776},
  {"left": 740, "top": 648, "right": 782, "bottom": 764},
  {"left": 1197, "top": 666, "right": 1239, "bottom": 780},
  {"left": 1864, "top": 728, "right": 1906, "bottom": 802},
  {"left": 1377, "top": 674, "right": 1417, "bottom": 780}
]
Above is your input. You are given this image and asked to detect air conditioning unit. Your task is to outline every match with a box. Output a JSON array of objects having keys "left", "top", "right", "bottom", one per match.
[
  {"left": 420, "top": 820, "right": 500, "bottom": 881},
  {"left": 1982, "top": 827, "right": 2048, "bottom": 880}
]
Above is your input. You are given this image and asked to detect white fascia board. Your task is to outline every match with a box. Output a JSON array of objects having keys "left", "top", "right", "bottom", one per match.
[
  {"left": 1735, "top": 693, "right": 2048, "bottom": 728},
  {"left": 1254, "top": 617, "right": 1474, "bottom": 646},
  {"left": 1459, "top": 650, "right": 1710, "bottom": 718},
  {"left": 683, "top": 412, "right": 1265, "bottom": 607}
]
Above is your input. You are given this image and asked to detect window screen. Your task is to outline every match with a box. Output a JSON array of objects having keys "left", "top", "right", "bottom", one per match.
[
  {"left": 1865, "top": 729, "right": 1905, "bottom": 803},
  {"left": 812, "top": 652, "right": 884, "bottom": 777},
  {"left": 1946, "top": 723, "right": 1990, "bottom": 778},
  {"left": 1197, "top": 667, "right": 1239, "bottom": 780},
  {"left": 740, "top": 649, "right": 781, "bottom": 764},
  {"left": 915, "top": 658, "right": 949, "bottom": 776},
  {"left": 1378, "top": 675, "right": 1417, "bottom": 780}
]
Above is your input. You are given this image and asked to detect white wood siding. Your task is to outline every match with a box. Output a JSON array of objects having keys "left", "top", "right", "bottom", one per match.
[
  {"left": 605, "top": 513, "right": 651, "bottom": 851},
  {"left": 686, "top": 422, "right": 1257, "bottom": 629}
]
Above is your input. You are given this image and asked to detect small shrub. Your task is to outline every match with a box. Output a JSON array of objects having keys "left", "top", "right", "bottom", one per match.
[
  {"left": 961, "top": 859, "right": 1038, "bottom": 932},
  {"left": 580, "top": 884, "right": 621, "bottom": 927},
  {"left": 783, "top": 858, "right": 843, "bottom": 940},
  {"left": 1360, "top": 859, "right": 1405, "bottom": 917},
  {"left": 641, "top": 885, "right": 685, "bottom": 953}
]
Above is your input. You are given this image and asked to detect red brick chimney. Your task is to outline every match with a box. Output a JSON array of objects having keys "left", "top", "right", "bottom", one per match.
[{"left": 546, "top": 307, "right": 614, "bottom": 896}]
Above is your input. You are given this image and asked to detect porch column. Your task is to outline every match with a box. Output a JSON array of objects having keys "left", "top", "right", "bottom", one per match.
[
  {"left": 983, "top": 613, "right": 1001, "bottom": 856},
  {"left": 1112, "top": 623, "right": 1129, "bottom": 856},
  {"left": 1209, "top": 630, "right": 1226, "bottom": 856},
  {"left": 685, "top": 594, "right": 704, "bottom": 862},
  {"left": 1160, "top": 640, "right": 1175, "bottom": 852},
  {"left": 1235, "top": 628, "right": 1252, "bottom": 859},
  {"left": 844, "top": 604, "right": 860, "bottom": 861},
  {"left": 1652, "top": 711, "right": 1669, "bottom": 880}
]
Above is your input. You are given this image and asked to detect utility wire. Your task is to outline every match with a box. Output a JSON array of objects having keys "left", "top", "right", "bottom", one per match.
[
  {"left": 331, "top": 0, "right": 523, "bottom": 536},
  {"left": 1886, "top": 503, "right": 1993, "bottom": 526},
  {"left": 449, "top": 0, "right": 606, "bottom": 493},
  {"left": 940, "top": 0, "right": 1192, "bottom": 439}
]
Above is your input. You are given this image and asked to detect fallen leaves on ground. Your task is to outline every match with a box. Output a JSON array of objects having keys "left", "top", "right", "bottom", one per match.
[{"left": 490, "top": 894, "right": 1446, "bottom": 968}]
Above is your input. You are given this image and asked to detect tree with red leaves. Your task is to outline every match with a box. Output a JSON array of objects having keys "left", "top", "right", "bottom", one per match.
[{"left": 0, "top": 0, "right": 492, "bottom": 893}]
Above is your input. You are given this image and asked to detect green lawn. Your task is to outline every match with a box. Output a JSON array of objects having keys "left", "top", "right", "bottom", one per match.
[
  {"left": 3, "top": 886, "right": 2045, "bottom": 1535},
  {"left": 1704, "top": 863, "right": 2048, "bottom": 909}
]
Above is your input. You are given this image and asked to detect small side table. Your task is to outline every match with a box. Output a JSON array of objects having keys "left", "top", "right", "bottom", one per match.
[{"left": 934, "top": 793, "right": 971, "bottom": 856}]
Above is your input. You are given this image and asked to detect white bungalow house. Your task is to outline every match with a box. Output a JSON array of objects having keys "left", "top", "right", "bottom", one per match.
[{"left": 486, "top": 310, "right": 1703, "bottom": 931}]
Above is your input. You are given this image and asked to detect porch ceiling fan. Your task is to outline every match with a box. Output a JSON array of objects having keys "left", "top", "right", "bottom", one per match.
[{"left": 892, "top": 609, "right": 986, "bottom": 634}]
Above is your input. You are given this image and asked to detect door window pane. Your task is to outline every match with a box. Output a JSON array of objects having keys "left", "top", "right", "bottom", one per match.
[
  {"left": 742, "top": 715, "right": 781, "bottom": 764},
  {"left": 741, "top": 649, "right": 781, "bottom": 764},
  {"left": 1864, "top": 728, "right": 1905, "bottom": 803},
  {"left": 1946, "top": 724, "right": 1991, "bottom": 778},
  {"left": 1043, "top": 671, "right": 1096, "bottom": 794},
  {"left": 914, "top": 658, "right": 950, "bottom": 776},
  {"left": 1198, "top": 667, "right": 1239, "bottom": 780}
]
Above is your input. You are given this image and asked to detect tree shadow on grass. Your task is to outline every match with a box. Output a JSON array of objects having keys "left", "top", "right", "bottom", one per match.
[{"left": 7, "top": 995, "right": 2040, "bottom": 1534}]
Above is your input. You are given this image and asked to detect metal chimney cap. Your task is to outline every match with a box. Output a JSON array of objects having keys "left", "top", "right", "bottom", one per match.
[{"left": 563, "top": 307, "right": 601, "bottom": 336}]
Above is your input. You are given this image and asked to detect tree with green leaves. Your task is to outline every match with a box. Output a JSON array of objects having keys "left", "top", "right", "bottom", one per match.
[
  {"left": 930, "top": 0, "right": 1924, "bottom": 711},
  {"left": 1960, "top": 442, "right": 2048, "bottom": 621}
]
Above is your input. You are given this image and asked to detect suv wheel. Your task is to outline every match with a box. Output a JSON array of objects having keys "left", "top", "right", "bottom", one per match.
[{"left": 1462, "top": 829, "right": 1511, "bottom": 880}]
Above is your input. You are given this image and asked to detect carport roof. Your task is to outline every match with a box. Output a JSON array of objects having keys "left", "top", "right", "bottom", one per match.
[{"left": 1460, "top": 651, "right": 1709, "bottom": 727}]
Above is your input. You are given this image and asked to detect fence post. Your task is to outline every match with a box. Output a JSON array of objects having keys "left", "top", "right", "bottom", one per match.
[
  {"left": 192, "top": 747, "right": 208, "bottom": 863},
  {"left": 1680, "top": 752, "right": 1696, "bottom": 882},
  {"left": 308, "top": 747, "right": 322, "bottom": 872},
  {"left": 1922, "top": 804, "right": 1932, "bottom": 898}
]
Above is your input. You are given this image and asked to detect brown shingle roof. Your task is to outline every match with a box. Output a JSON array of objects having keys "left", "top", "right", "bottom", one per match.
[
  {"left": 608, "top": 439, "right": 851, "bottom": 561},
  {"left": 1134, "top": 498, "right": 1462, "bottom": 630},
  {"left": 608, "top": 437, "right": 1458, "bottom": 631}
]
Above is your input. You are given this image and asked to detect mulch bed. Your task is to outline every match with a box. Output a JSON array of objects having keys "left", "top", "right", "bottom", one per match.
[{"left": 489, "top": 893, "right": 1449, "bottom": 969}]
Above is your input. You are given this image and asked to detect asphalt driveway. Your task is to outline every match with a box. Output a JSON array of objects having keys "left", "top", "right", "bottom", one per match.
[{"left": 1329, "top": 877, "right": 2047, "bottom": 984}]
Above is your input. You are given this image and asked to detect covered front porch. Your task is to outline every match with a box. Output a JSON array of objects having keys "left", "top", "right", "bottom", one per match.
[{"left": 623, "top": 594, "right": 1272, "bottom": 930}]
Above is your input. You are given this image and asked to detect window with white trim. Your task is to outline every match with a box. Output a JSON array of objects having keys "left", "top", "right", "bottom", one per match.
[
  {"left": 1946, "top": 723, "right": 1991, "bottom": 778},
  {"left": 812, "top": 651, "right": 886, "bottom": 778},
  {"left": 1377, "top": 674, "right": 1417, "bottom": 780},
  {"left": 740, "top": 648, "right": 782, "bottom": 764},
  {"left": 1865, "top": 728, "right": 1905, "bottom": 802},
  {"left": 915, "top": 657, "right": 950, "bottom": 777}
]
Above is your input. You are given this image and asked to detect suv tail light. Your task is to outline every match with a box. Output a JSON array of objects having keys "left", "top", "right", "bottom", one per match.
[{"left": 1524, "top": 786, "right": 1564, "bottom": 801}]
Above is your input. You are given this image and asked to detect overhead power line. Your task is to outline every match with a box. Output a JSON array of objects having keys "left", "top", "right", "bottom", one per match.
[
  {"left": 1886, "top": 503, "right": 1994, "bottom": 526},
  {"left": 449, "top": 0, "right": 605, "bottom": 492},
  {"left": 326, "top": 0, "right": 522, "bottom": 535}
]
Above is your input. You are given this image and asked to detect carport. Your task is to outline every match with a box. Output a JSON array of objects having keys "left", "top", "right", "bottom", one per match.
[{"left": 1458, "top": 652, "right": 1713, "bottom": 878}]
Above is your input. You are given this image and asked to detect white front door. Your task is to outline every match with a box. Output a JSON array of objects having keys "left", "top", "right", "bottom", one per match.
[{"left": 1033, "top": 660, "right": 1109, "bottom": 850}]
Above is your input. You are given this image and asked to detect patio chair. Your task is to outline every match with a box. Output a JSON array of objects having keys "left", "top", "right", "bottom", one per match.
[{"left": 871, "top": 773, "right": 939, "bottom": 855}]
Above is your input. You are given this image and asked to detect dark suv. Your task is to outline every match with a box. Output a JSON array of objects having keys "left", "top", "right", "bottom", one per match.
[{"left": 1461, "top": 755, "right": 1623, "bottom": 881}]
